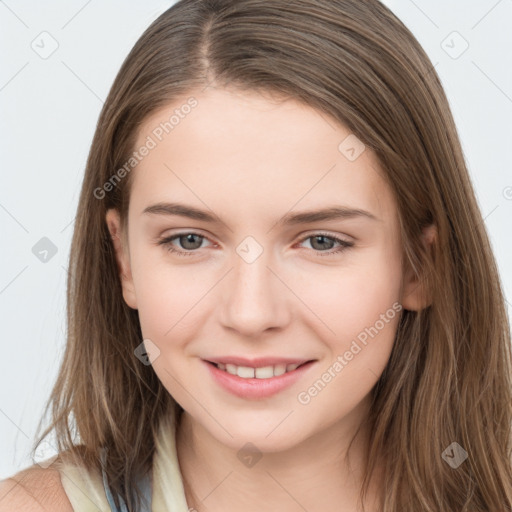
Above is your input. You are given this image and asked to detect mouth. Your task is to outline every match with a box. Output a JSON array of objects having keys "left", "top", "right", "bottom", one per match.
[
  {"left": 202, "top": 357, "right": 317, "bottom": 399},
  {"left": 205, "top": 360, "right": 313, "bottom": 380}
]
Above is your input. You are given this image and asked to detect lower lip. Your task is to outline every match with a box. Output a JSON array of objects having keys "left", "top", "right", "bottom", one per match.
[{"left": 203, "top": 360, "right": 316, "bottom": 399}]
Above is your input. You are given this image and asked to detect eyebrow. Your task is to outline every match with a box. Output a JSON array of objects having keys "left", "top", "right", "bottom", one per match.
[{"left": 142, "top": 202, "right": 379, "bottom": 225}]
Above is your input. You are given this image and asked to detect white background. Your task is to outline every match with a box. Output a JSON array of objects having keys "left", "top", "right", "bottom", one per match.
[{"left": 1, "top": 0, "right": 511, "bottom": 479}]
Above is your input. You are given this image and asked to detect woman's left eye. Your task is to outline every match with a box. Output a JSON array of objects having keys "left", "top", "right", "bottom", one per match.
[
  {"left": 157, "top": 232, "right": 353, "bottom": 257},
  {"left": 295, "top": 233, "right": 354, "bottom": 256}
]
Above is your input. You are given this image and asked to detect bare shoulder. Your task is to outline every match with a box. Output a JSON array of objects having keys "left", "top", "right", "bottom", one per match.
[{"left": 0, "top": 461, "right": 73, "bottom": 512}]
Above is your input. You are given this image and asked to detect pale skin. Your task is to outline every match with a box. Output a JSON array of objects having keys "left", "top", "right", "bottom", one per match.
[
  {"left": 0, "top": 86, "right": 434, "bottom": 512},
  {"left": 103, "top": 86, "right": 435, "bottom": 512}
]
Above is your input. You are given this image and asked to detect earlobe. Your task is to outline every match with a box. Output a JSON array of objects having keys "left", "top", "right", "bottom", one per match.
[
  {"left": 401, "top": 224, "right": 437, "bottom": 312},
  {"left": 105, "top": 208, "right": 138, "bottom": 309}
]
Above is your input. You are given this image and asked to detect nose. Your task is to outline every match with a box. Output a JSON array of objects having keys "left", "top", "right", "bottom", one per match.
[{"left": 218, "top": 242, "right": 291, "bottom": 337}]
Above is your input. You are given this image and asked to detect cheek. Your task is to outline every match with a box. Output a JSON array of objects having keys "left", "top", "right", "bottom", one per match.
[
  {"left": 129, "top": 246, "right": 203, "bottom": 340},
  {"left": 339, "top": 263, "right": 402, "bottom": 365},
  {"left": 290, "top": 251, "right": 403, "bottom": 343},
  {"left": 341, "top": 266, "right": 402, "bottom": 334},
  {"left": 296, "top": 280, "right": 402, "bottom": 422},
  {"left": 298, "top": 256, "right": 402, "bottom": 410}
]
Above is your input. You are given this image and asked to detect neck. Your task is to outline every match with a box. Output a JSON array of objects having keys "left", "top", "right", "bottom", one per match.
[{"left": 175, "top": 400, "right": 383, "bottom": 512}]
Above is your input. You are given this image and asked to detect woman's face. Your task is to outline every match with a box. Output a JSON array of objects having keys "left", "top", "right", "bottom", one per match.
[{"left": 106, "top": 86, "right": 423, "bottom": 452}]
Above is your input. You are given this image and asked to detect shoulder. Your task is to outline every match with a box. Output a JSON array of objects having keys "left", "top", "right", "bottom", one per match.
[{"left": 0, "top": 460, "right": 73, "bottom": 512}]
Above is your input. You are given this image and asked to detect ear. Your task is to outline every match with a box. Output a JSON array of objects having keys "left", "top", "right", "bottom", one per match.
[
  {"left": 105, "top": 208, "right": 138, "bottom": 309},
  {"left": 401, "top": 224, "right": 437, "bottom": 312}
]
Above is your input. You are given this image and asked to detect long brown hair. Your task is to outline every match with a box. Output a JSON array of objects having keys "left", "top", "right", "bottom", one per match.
[{"left": 33, "top": 0, "right": 512, "bottom": 510}]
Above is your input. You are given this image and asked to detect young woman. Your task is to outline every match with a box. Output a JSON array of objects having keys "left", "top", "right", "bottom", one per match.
[{"left": 2, "top": 0, "right": 511, "bottom": 510}]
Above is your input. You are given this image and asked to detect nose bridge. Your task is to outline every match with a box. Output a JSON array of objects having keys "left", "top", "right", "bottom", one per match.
[{"left": 219, "top": 235, "right": 289, "bottom": 335}]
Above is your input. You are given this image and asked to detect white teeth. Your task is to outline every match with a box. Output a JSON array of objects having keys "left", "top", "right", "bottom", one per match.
[
  {"left": 255, "top": 366, "right": 274, "bottom": 379},
  {"left": 274, "top": 364, "right": 287, "bottom": 376},
  {"left": 215, "top": 362, "right": 305, "bottom": 379},
  {"left": 237, "top": 366, "right": 255, "bottom": 378},
  {"left": 226, "top": 364, "right": 237, "bottom": 375}
]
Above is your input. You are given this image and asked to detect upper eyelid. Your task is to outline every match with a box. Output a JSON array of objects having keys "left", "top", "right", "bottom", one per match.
[{"left": 160, "top": 231, "right": 216, "bottom": 247}]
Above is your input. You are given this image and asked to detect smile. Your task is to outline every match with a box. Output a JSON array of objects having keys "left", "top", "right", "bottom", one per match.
[
  {"left": 212, "top": 362, "right": 307, "bottom": 379},
  {"left": 203, "top": 358, "right": 316, "bottom": 399}
]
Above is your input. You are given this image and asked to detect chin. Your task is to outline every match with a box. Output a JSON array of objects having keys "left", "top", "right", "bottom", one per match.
[{"left": 203, "top": 415, "right": 307, "bottom": 453}]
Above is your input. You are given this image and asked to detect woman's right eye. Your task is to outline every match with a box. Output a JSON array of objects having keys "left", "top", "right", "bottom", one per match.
[{"left": 157, "top": 232, "right": 212, "bottom": 257}]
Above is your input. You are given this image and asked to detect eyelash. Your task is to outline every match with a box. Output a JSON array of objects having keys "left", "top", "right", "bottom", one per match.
[{"left": 156, "top": 231, "right": 354, "bottom": 258}]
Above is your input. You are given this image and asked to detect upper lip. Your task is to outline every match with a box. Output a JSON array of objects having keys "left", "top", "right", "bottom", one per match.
[{"left": 204, "top": 356, "right": 315, "bottom": 367}]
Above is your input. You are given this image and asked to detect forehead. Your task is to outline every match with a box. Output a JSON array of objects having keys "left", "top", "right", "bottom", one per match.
[{"left": 129, "top": 87, "right": 394, "bottom": 224}]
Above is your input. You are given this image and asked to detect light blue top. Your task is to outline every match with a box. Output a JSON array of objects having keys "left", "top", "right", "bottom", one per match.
[{"left": 100, "top": 448, "right": 152, "bottom": 512}]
